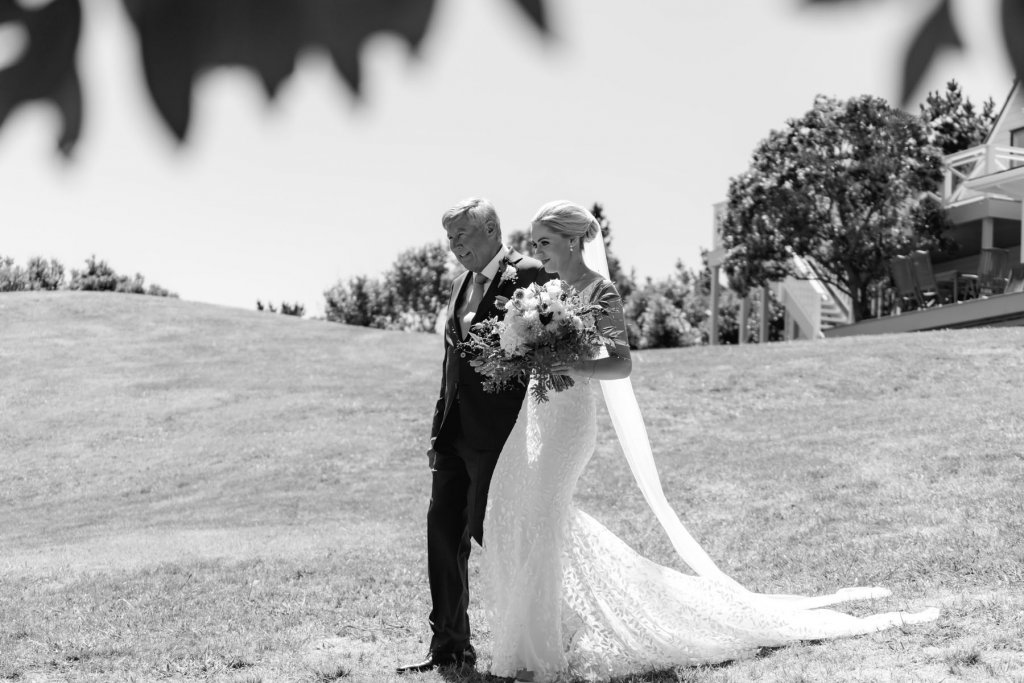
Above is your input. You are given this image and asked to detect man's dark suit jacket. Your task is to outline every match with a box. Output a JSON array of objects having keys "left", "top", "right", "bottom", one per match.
[{"left": 431, "top": 248, "right": 549, "bottom": 454}]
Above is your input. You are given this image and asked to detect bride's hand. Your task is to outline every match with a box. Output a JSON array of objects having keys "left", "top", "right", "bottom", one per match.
[{"left": 549, "top": 361, "right": 591, "bottom": 379}]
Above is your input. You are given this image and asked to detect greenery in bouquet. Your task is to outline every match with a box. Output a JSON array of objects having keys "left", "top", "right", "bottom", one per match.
[{"left": 458, "top": 279, "right": 617, "bottom": 402}]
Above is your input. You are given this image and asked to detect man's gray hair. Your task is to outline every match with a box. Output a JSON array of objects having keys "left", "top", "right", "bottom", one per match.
[{"left": 442, "top": 197, "right": 501, "bottom": 234}]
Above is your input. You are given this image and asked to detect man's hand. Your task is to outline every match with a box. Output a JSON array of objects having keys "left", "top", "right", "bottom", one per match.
[{"left": 427, "top": 448, "right": 438, "bottom": 469}]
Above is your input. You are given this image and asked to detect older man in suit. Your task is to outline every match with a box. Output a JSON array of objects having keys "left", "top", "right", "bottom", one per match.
[{"left": 398, "top": 197, "right": 548, "bottom": 674}]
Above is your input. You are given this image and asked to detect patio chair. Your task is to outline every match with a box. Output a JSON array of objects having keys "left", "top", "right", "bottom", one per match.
[
  {"left": 1005, "top": 264, "right": 1024, "bottom": 295},
  {"left": 889, "top": 255, "right": 923, "bottom": 312},
  {"left": 975, "top": 247, "right": 1011, "bottom": 296},
  {"left": 910, "top": 250, "right": 953, "bottom": 306}
]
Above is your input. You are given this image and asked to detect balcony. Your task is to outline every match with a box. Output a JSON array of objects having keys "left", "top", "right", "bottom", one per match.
[{"left": 943, "top": 144, "right": 1024, "bottom": 208}]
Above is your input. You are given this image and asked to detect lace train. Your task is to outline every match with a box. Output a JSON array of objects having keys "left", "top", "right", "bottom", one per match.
[{"left": 481, "top": 380, "right": 937, "bottom": 682}]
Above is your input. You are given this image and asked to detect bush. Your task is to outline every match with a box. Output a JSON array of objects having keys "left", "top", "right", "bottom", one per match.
[
  {"left": 623, "top": 261, "right": 703, "bottom": 349},
  {"left": 0, "top": 255, "right": 67, "bottom": 291},
  {"left": 324, "top": 275, "right": 388, "bottom": 327},
  {"left": 257, "top": 300, "right": 305, "bottom": 317},
  {"left": 0, "top": 256, "right": 28, "bottom": 292},
  {"left": 69, "top": 255, "right": 176, "bottom": 297},
  {"left": 324, "top": 242, "right": 458, "bottom": 332},
  {"left": 26, "top": 257, "right": 65, "bottom": 290},
  {"left": 627, "top": 291, "right": 702, "bottom": 349},
  {"left": 69, "top": 255, "right": 120, "bottom": 291}
]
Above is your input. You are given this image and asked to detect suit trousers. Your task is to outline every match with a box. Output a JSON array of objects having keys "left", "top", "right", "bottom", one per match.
[{"left": 426, "top": 407, "right": 501, "bottom": 655}]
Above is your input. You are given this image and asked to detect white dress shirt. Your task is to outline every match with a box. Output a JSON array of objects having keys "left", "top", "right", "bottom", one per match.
[{"left": 459, "top": 245, "right": 509, "bottom": 336}]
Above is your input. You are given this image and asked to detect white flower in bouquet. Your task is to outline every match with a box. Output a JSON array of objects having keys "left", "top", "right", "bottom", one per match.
[{"left": 543, "top": 279, "right": 564, "bottom": 298}]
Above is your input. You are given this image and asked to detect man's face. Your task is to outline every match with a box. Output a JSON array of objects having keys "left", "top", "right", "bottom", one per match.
[{"left": 445, "top": 215, "right": 497, "bottom": 273}]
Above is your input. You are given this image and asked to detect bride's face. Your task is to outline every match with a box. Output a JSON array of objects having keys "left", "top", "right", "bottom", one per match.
[{"left": 530, "top": 223, "right": 572, "bottom": 274}]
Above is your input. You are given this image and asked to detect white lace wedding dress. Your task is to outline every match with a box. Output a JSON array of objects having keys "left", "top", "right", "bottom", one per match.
[{"left": 480, "top": 280, "right": 938, "bottom": 683}]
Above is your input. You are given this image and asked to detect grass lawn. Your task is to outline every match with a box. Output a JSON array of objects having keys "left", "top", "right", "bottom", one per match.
[{"left": 1, "top": 290, "right": 1022, "bottom": 683}]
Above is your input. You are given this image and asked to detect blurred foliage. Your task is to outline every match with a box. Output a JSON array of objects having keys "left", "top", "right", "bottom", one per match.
[
  {"left": 0, "top": 0, "right": 546, "bottom": 154},
  {"left": 808, "top": 0, "right": 1022, "bottom": 105},
  {"left": 5, "top": 0, "right": 1021, "bottom": 155}
]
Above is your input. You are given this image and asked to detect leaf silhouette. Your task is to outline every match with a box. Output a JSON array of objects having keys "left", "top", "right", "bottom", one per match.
[
  {"left": 0, "top": 0, "right": 82, "bottom": 155},
  {"left": 122, "top": 0, "right": 437, "bottom": 141},
  {"left": 122, "top": 0, "right": 549, "bottom": 143},
  {"left": 0, "top": 0, "right": 546, "bottom": 153},
  {"left": 512, "top": 0, "right": 547, "bottom": 31},
  {"left": 901, "top": 0, "right": 962, "bottom": 105},
  {"left": 1002, "top": 0, "right": 1024, "bottom": 85}
]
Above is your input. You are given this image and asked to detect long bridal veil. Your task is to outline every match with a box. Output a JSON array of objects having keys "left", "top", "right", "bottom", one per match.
[
  {"left": 582, "top": 218, "right": 939, "bottom": 618},
  {"left": 581, "top": 227, "right": 744, "bottom": 589}
]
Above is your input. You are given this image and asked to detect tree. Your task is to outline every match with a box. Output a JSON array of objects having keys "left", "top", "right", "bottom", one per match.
[
  {"left": 920, "top": 80, "right": 997, "bottom": 155},
  {"left": 323, "top": 240, "right": 457, "bottom": 332},
  {"left": 622, "top": 261, "right": 704, "bottom": 349},
  {"left": 590, "top": 203, "right": 635, "bottom": 299},
  {"left": 505, "top": 229, "right": 533, "bottom": 258},
  {"left": 721, "top": 94, "right": 954, "bottom": 322},
  {"left": 381, "top": 242, "right": 458, "bottom": 328}
]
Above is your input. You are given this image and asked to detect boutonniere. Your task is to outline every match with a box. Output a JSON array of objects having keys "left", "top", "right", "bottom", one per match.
[{"left": 499, "top": 263, "right": 518, "bottom": 286}]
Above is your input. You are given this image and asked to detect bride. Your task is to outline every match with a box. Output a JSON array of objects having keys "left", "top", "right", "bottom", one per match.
[{"left": 479, "top": 200, "right": 939, "bottom": 682}]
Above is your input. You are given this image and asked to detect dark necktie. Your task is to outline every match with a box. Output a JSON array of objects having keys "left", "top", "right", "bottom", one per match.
[{"left": 460, "top": 272, "right": 489, "bottom": 338}]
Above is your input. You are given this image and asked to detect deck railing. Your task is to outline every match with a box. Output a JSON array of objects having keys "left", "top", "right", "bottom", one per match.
[{"left": 943, "top": 144, "right": 1024, "bottom": 206}]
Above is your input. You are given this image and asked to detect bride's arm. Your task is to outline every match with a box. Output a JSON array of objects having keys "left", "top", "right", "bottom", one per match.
[{"left": 553, "top": 281, "right": 632, "bottom": 381}]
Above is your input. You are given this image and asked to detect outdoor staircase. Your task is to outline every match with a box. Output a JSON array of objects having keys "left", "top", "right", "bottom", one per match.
[{"left": 771, "top": 255, "right": 852, "bottom": 340}]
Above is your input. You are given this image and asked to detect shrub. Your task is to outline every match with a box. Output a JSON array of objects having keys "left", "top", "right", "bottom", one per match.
[
  {"left": 68, "top": 255, "right": 176, "bottom": 297},
  {"left": 26, "top": 257, "right": 65, "bottom": 290},
  {"left": 0, "top": 256, "right": 28, "bottom": 292},
  {"left": 324, "top": 242, "right": 457, "bottom": 332},
  {"left": 257, "top": 300, "right": 305, "bottom": 317}
]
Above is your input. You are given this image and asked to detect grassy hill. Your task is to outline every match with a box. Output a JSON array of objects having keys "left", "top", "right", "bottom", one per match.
[{"left": 1, "top": 291, "right": 1022, "bottom": 682}]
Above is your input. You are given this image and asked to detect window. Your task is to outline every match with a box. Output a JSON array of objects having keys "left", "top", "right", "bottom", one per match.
[{"left": 1011, "top": 127, "right": 1024, "bottom": 168}]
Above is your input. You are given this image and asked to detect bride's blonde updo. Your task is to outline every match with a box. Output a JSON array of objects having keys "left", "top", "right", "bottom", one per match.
[{"left": 531, "top": 200, "right": 601, "bottom": 247}]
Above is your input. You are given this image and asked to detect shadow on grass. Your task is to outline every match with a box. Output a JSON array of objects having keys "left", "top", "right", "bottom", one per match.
[{"left": 427, "top": 661, "right": 742, "bottom": 683}]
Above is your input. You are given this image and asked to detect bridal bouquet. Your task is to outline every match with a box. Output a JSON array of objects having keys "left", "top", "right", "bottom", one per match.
[{"left": 458, "top": 279, "right": 614, "bottom": 402}]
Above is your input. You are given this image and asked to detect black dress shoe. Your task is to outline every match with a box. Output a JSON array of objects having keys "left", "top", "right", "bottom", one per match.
[{"left": 396, "top": 649, "right": 475, "bottom": 674}]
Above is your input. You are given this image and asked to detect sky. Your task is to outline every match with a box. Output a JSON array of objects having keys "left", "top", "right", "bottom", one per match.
[{"left": 0, "top": 0, "right": 1015, "bottom": 316}]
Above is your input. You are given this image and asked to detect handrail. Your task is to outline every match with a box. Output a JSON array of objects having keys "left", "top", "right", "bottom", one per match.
[
  {"left": 943, "top": 143, "right": 1024, "bottom": 206},
  {"left": 790, "top": 255, "right": 853, "bottom": 325}
]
